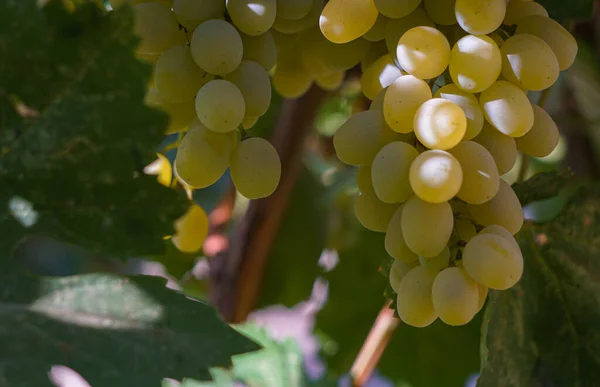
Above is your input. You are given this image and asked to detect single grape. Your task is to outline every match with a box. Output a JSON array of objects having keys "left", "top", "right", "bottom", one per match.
[
  {"left": 478, "top": 224, "right": 520, "bottom": 251},
  {"left": 230, "top": 137, "right": 281, "bottom": 199},
  {"left": 385, "top": 206, "right": 419, "bottom": 263},
  {"left": 434, "top": 84, "right": 484, "bottom": 140},
  {"left": 503, "top": 0, "right": 548, "bottom": 26},
  {"left": 319, "top": 0, "right": 379, "bottom": 44},
  {"left": 479, "top": 81, "right": 534, "bottom": 137},
  {"left": 362, "top": 40, "right": 389, "bottom": 71},
  {"left": 171, "top": 205, "right": 210, "bottom": 253},
  {"left": 409, "top": 150, "right": 463, "bottom": 204},
  {"left": 240, "top": 31, "right": 277, "bottom": 72},
  {"left": 468, "top": 180, "right": 523, "bottom": 235},
  {"left": 224, "top": 60, "right": 272, "bottom": 118},
  {"left": 242, "top": 116, "right": 259, "bottom": 130},
  {"left": 133, "top": 3, "right": 185, "bottom": 55},
  {"left": 397, "top": 26, "right": 451, "bottom": 80},
  {"left": 449, "top": 35, "right": 502, "bottom": 93},
  {"left": 432, "top": 267, "right": 479, "bottom": 325},
  {"left": 145, "top": 87, "right": 196, "bottom": 134},
  {"left": 455, "top": 218, "right": 477, "bottom": 242},
  {"left": 316, "top": 70, "right": 345, "bottom": 91},
  {"left": 372, "top": 142, "right": 419, "bottom": 203},
  {"left": 390, "top": 259, "right": 419, "bottom": 292},
  {"left": 360, "top": 54, "right": 403, "bottom": 100},
  {"left": 273, "top": 0, "right": 324, "bottom": 34},
  {"left": 383, "top": 75, "right": 432, "bottom": 134},
  {"left": 414, "top": 98, "right": 467, "bottom": 150},
  {"left": 385, "top": 8, "right": 435, "bottom": 60},
  {"left": 363, "top": 14, "right": 389, "bottom": 43},
  {"left": 354, "top": 193, "right": 399, "bottom": 232},
  {"left": 227, "top": 0, "right": 277, "bottom": 36},
  {"left": 369, "top": 88, "right": 387, "bottom": 111},
  {"left": 195, "top": 80, "right": 246, "bottom": 133},
  {"left": 424, "top": 0, "right": 457, "bottom": 26},
  {"left": 375, "top": 0, "right": 422, "bottom": 18},
  {"left": 172, "top": 0, "right": 225, "bottom": 30},
  {"left": 357, "top": 165, "right": 376, "bottom": 196},
  {"left": 273, "top": 57, "right": 314, "bottom": 99},
  {"left": 515, "top": 104, "right": 560, "bottom": 157},
  {"left": 190, "top": 19, "right": 243, "bottom": 76},
  {"left": 401, "top": 196, "right": 454, "bottom": 257},
  {"left": 473, "top": 122, "right": 518, "bottom": 175},
  {"left": 449, "top": 141, "right": 499, "bottom": 204},
  {"left": 396, "top": 266, "right": 438, "bottom": 327},
  {"left": 455, "top": 0, "right": 506, "bottom": 35},
  {"left": 277, "top": 0, "right": 313, "bottom": 20},
  {"left": 501, "top": 34, "right": 559, "bottom": 91},
  {"left": 419, "top": 246, "right": 451, "bottom": 272}
]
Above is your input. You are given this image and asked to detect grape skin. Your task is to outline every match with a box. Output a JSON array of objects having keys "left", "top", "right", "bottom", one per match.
[
  {"left": 515, "top": 104, "right": 560, "bottom": 157},
  {"left": 319, "top": 0, "right": 379, "bottom": 44},
  {"left": 224, "top": 60, "right": 272, "bottom": 118},
  {"left": 401, "top": 196, "right": 454, "bottom": 257},
  {"left": 479, "top": 81, "right": 534, "bottom": 138},
  {"left": 396, "top": 266, "right": 438, "bottom": 327},
  {"left": 432, "top": 267, "right": 479, "bottom": 325},
  {"left": 360, "top": 54, "right": 403, "bottom": 101},
  {"left": 375, "top": 0, "right": 422, "bottom": 19},
  {"left": 230, "top": 137, "right": 282, "bottom": 199},
  {"left": 173, "top": 0, "right": 225, "bottom": 30},
  {"left": 409, "top": 150, "right": 463, "bottom": 204},
  {"left": 449, "top": 141, "right": 500, "bottom": 204},
  {"left": 133, "top": 3, "right": 185, "bottom": 55},
  {"left": 414, "top": 98, "right": 467, "bottom": 150},
  {"left": 449, "top": 35, "right": 502, "bottom": 93},
  {"left": 171, "top": 205, "right": 210, "bottom": 253},
  {"left": 473, "top": 122, "right": 518, "bottom": 175},
  {"left": 240, "top": 31, "right": 277, "bottom": 72},
  {"left": 383, "top": 75, "right": 432, "bottom": 134},
  {"left": 385, "top": 8, "right": 435, "bottom": 60},
  {"left": 386, "top": 206, "right": 419, "bottom": 263},
  {"left": 434, "top": 84, "right": 484, "bottom": 140},
  {"left": 227, "top": 0, "right": 277, "bottom": 36},
  {"left": 503, "top": 0, "right": 548, "bottom": 26},
  {"left": 389, "top": 259, "right": 419, "bottom": 292},
  {"left": 354, "top": 193, "right": 399, "bottom": 233},
  {"left": 419, "top": 246, "right": 451, "bottom": 272},
  {"left": 455, "top": 0, "right": 506, "bottom": 35},
  {"left": 372, "top": 142, "right": 419, "bottom": 203},
  {"left": 145, "top": 87, "right": 196, "bottom": 134},
  {"left": 468, "top": 180, "right": 524, "bottom": 235},
  {"left": 190, "top": 19, "right": 243, "bottom": 76},
  {"left": 195, "top": 80, "right": 246, "bottom": 133},
  {"left": 397, "top": 26, "right": 451, "bottom": 80}
]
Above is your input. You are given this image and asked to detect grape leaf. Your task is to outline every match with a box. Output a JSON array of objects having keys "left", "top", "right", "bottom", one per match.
[
  {"left": 0, "top": 0, "right": 186, "bottom": 257},
  {"left": 512, "top": 169, "right": 575, "bottom": 207},
  {"left": 0, "top": 259, "right": 259, "bottom": 387},
  {"left": 478, "top": 184, "right": 600, "bottom": 387},
  {"left": 537, "top": 0, "right": 593, "bottom": 22}
]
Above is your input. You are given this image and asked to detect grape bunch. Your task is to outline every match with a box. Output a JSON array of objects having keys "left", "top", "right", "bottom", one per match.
[{"left": 326, "top": 0, "right": 577, "bottom": 327}]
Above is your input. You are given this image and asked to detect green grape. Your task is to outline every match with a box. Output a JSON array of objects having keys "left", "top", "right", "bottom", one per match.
[
  {"left": 449, "top": 141, "right": 499, "bottom": 204},
  {"left": 480, "top": 81, "right": 534, "bottom": 137},
  {"left": 468, "top": 180, "right": 523, "bottom": 235},
  {"left": 432, "top": 267, "right": 479, "bottom": 325},
  {"left": 230, "top": 137, "right": 281, "bottom": 199},
  {"left": 414, "top": 98, "right": 467, "bottom": 150},
  {"left": 503, "top": 0, "right": 547, "bottom": 25},
  {"left": 501, "top": 34, "right": 559, "bottom": 91},
  {"left": 390, "top": 259, "right": 419, "bottom": 292},
  {"left": 455, "top": 218, "right": 477, "bottom": 242},
  {"left": 333, "top": 110, "right": 401, "bottom": 166},
  {"left": 133, "top": 3, "right": 185, "bottom": 55},
  {"left": 172, "top": 0, "right": 225, "bottom": 30},
  {"left": 363, "top": 14, "right": 389, "bottom": 42},
  {"left": 319, "top": 0, "right": 378, "bottom": 44},
  {"left": 434, "top": 84, "right": 484, "bottom": 140},
  {"left": 277, "top": 0, "right": 313, "bottom": 20},
  {"left": 477, "top": 284, "right": 488, "bottom": 311},
  {"left": 273, "top": 56, "right": 314, "bottom": 99},
  {"left": 361, "top": 40, "right": 389, "bottom": 71},
  {"left": 316, "top": 70, "right": 345, "bottom": 91},
  {"left": 409, "top": 150, "right": 463, "bottom": 204},
  {"left": 516, "top": 15, "right": 578, "bottom": 70},
  {"left": 357, "top": 165, "right": 376, "bottom": 196},
  {"left": 383, "top": 75, "right": 432, "bottom": 134},
  {"left": 424, "top": 0, "right": 457, "bottom": 26},
  {"left": 195, "top": 80, "right": 246, "bottom": 133},
  {"left": 396, "top": 266, "right": 438, "bottom": 327},
  {"left": 227, "top": 0, "right": 277, "bottom": 36},
  {"left": 372, "top": 142, "right": 419, "bottom": 203},
  {"left": 375, "top": 0, "right": 422, "bottom": 18},
  {"left": 224, "top": 60, "right": 271, "bottom": 118},
  {"left": 419, "top": 246, "right": 451, "bottom": 272},
  {"left": 171, "top": 205, "right": 209, "bottom": 253},
  {"left": 478, "top": 224, "right": 520, "bottom": 251},
  {"left": 369, "top": 88, "right": 386, "bottom": 111},
  {"left": 385, "top": 206, "right": 419, "bottom": 263},
  {"left": 354, "top": 193, "right": 399, "bottom": 232},
  {"left": 272, "top": 0, "right": 323, "bottom": 34},
  {"left": 385, "top": 8, "right": 435, "bottom": 60},
  {"left": 240, "top": 31, "right": 277, "bottom": 72},
  {"left": 360, "top": 54, "right": 403, "bottom": 100},
  {"left": 473, "top": 122, "right": 517, "bottom": 175},
  {"left": 145, "top": 87, "right": 196, "bottom": 134},
  {"left": 301, "top": 28, "right": 369, "bottom": 75},
  {"left": 462, "top": 233, "right": 524, "bottom": 289},
  {"left": 401, "top": 196, "right": 454, "bottom": 257},
  {"left": 175, "top": 119, "right": 238, "bottom": 188},
  {"left": 242, "top": 116, "right": 259, "bottom": 129},
  {"left": 455, "top": 0, "right": 506, "bottom": 35},
  {"left": 397, "top": 26, "right": 451, "bottom": 80},
  {"left": 515, "top": 104, "right": 560, "bottom": 157},
  {"left": 154, "top": 45, "right": 213, "bottom": 103},
  {"left": 190, "top": 19, "right": 243, "bottom": 76},
  {"left": 449, "top": 35, "right": 501, "bottom": 93}
]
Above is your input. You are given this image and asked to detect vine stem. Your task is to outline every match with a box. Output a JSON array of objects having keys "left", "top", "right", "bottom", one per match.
[{"left": 350, "top": 301, "right": 399, "bottom": 387}]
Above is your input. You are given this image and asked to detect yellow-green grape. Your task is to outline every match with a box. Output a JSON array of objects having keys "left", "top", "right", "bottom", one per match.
[
  {"left": 477, "top": 284, "right": 488, "bottom": 311},
  {"left": 375, "top": 0, "right": 422, "bottom": 18},
  {"left": 462, "top": 233, "right": 524, "bottom": 289},
  {"left": 455, "top": 218, "right": 477, "bottom": 242},
  {"left": 333, "top": 110, "right": 401, "bottom": 166},
  {"left": 432, "top": 267, "right": 479, "bottom": 325},
  {"left": 424, "top": 0, "right": 457, "bottom": 25},
  {"left": 363, "top": 14, "right": 389, "bottom": 42},
  {"left": 473, "top": 122, "right": 517, "bottom": 175},
  {"left": 369, "top": 88, "right": 386, "bottom": 111},
  {"left": 314, "top": 35, "right": 370, "bottom": 72},
  {"left": 195, "top": 80, "right": 245, "bottom": 133},
  {"left": 397, "top": 26, "right": 451, "bottom": 80},
  {"left": 401, "top": 196, "right": 454, "bottom": 257},
  {"left": 357, "top": 165, "right": 376, "bottom": 196},
  {"left": 419, "top": 246, "right": 451, "bottom": 272},
  {"left": 390, "top": 259, "right": 419, "bottom": 292},
  {"left": 383, "top": 75, "right": 432, "bottom": 134},
  {"left": 414, "top": 98, "right": 467, "bottom": 150},
  {"left": 240, "top": 31, "right": 277, "bottom": 72},
  {"left": 145, "top": 87, "right": 196, "bottom": 134},
  {"left": 272, "top": 0, "right": 323, "bottom": 34},
  {"left": 516, "top": 15, "right": 578, "bottom": 70},
  {"left": 385, "top": 206, "right": 419, "bottom": 263},
  {"left": 224, "top": 60, "right": 271, "bottom": 118},
  {"left": 449, "top": 141, "right": 499, "bottom": 204},
  {"left": 361, "top": 39, "right": 389, "bottom": 70},
  {"left": 372, "top": 142, "right": 419, "bottom": 203},
  {"left": 230, "top": 137, "right": 281, "bottom": 199},
  {"left": 242, "top": 116, "right": 259, "bottom": 129},
  {"left": 360, "top": 54, "right": 403, "bottom": 100},
  {"left": 480, "top": 81, "right": 534, "bottom": 137},
  {"left": 455, "top": 0, "right": 506, "bottom": 35},
  {"left": 396, "top": 266, "right": 438, "bottom": 327},
  {"left": 503, "top": 0, "right": 547, "bottom": 25},
  {"left": 171, "top": 205, "right": 210, "bottom": 253},
  {"left": 172, "top": 0, "right": 225, "bottom": 30},
  {"left": 154, "top": 45, "right": 213, "bottom": 103},
  {"left": 277, "top": 0, "right": 313, "bottom": 20},
  {"left": 468, "top": 180, "right": 523, "bottom": 235},
  {"left": 449, "top": 35, "right": 501, "bottom": 93},
  {"left": 515, "top": 104, "right": 560, "bottom": 157},
  {"left": 319, "top": 0, "right": 378, "bottom": 44},
  {"left": 478, "top": 224, "right": 519, "bottom": 251},
  {"left": 133, "top": 3, "right": 185, "bottom": 55},
  {"left": 500, "top": 34, "right": 559, "bottom": 91},
  {"left": 409, "top": 150, "right": 463, "bottom": 204},
  {"left": 191, "top": 19, "right": 243, "bottom": 76},
  {"left": 316, "top": 70, "right": 345, "bottom": 91},
  {"left": 273, "top": 57, "right": 314, "bottom": 99},
  {"left": 385, "top": 8, "right": 435, "bottom": 59},
  {"left": 227, "top": 0, "right": 277, "bottom": 35},
  {"left": 354, "top": 193, "right": 399, "bottom": 232},
  {"left": 175, "top": 119, "right": 238, "bottom": 188},
  {"left": 434, "top": 84, "right": 484, "bottom": 140}
]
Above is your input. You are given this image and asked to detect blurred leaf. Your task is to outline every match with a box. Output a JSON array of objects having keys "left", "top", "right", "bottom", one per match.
[
  {"left": 0, "top": 260, "right": 259, "bottom": 387},
  {"left": 0, "top": 0, "right": 186, "bottom": 257},
  {"left": 478, "top": 184, "right": 600, "bottom": 386},
  {"left": 512, "top": 169, "right": 575, "bottom": 206},
  {"left": 537, "top": 0, "right": 593, "bottom": 22}
]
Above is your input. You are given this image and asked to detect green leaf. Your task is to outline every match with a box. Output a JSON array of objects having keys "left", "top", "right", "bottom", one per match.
[
  {"left": 0, "top": 260, "right": 259, "bottom": 387},
  {"left": 537, "top": 0, "right": 593, "bottom": 22},
  {"left": 478, "top": 184, "right": 600, "bottom": 387},
  {"left": 512, "top": 169, "right": 575, "bottom": 207},
  {"left": 0, "top": 0, "right": 186, "bottom": 257}
]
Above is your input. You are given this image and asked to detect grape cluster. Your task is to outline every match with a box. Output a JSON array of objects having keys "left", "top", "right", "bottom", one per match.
[{"left": 326, "top": 0, "right": 577, "bottom": 327}]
